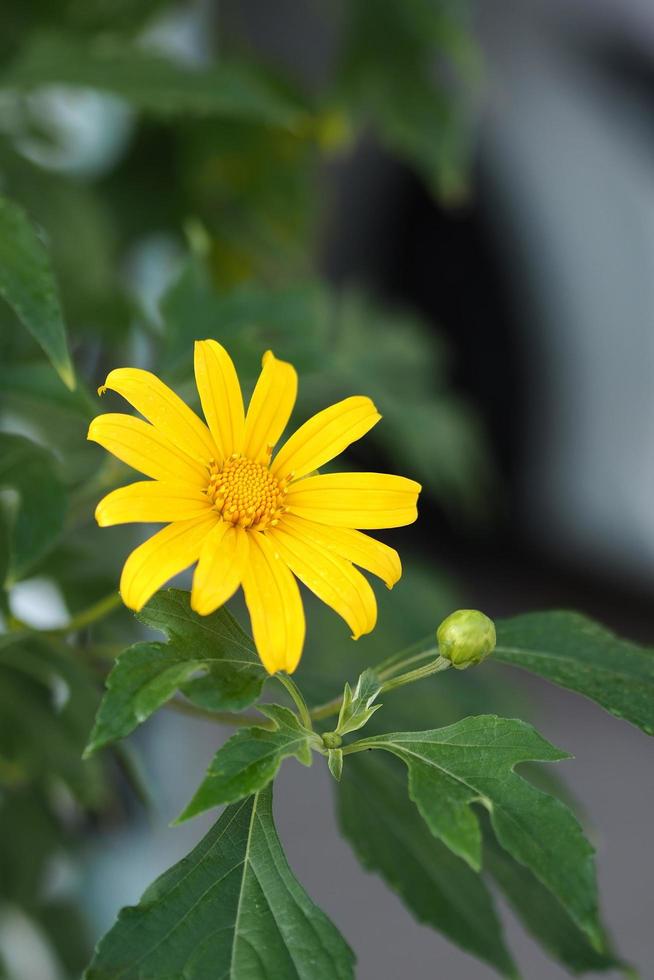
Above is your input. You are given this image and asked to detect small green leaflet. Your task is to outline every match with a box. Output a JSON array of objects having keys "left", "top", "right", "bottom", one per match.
[
  {"left": 0, "top": 195, "right": 74, "bottom": 389},
  {"left": 339, "top": 752, "right": 518, "bottom": 978},
  {"left": 0, "top": 433, "right": 67, "bottom": 584},
  {"left": 4, "top": 34, "right": 304, "bottom": 129},
  {"left": 495, "top": 611, "right": 654, "bottom": 736},
  {"left": 84, "top": 589, "right": 265, "bottom": 756},
  {"left": 177, "top": 704, "right": 313, "bottom": 823},
  {"left": 336, "top": 668, "right": 382, "bottom": 736},
  {"left": 85, "top": 785, "right": 355, "bottom": 980},
  {"left": 327, "top": 748, "right": 344, "bottom": 781},
  {"left": 355, "top": 715, "right": 601, "bottom": 949}
]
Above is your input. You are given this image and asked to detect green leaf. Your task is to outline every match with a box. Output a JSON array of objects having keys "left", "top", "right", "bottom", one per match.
[
  {"left": 0, "top": 635, "right": 104, "bottom": 805},
  {"left": 85, "top": 589, "right": 265, "bottom": 756},
  {"left": 85, "top": 785, "right": 355, "bottom": 980},
  {"left": 495, "top": 611, "right": 654, "bottom": 736},
  {"left": 482, "top": 824, "right": 623, "bottom": 976},
  {"left": 336, "top": 668, "right": 382, "bottom": 736},
  {"left": 338, "top": 0, "right": 477, "bottom": 197},
  {"left": 357, "top": 715, "right": 601, "bottom": 948},
  {"left": 4, "top": 34, "right": 304, "bottom": 129},
  {"left": 0, "top": 194, "right": 74, "bottom": 389},
  {"left": 0, "top": 432, "right": 67, "bottom": 584},
  {"left": 327, "top": 748, "right": 343, "bottom": 781},
  {"left": 176, "top": 704, "right": 313, "bottom": 822},
  {"left": 339, "top": 751, "right": 517, "bottom": 978}
]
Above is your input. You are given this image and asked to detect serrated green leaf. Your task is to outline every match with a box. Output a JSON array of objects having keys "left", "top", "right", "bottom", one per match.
[
  {"left": 495, "top": 611, "right": 654, "bottom": 736},
  {"left": 0, "top": 432, "right": 67, "bottom": 584},
  {"left": 339, "top": 751, "right": 518, "bottom": 978},
  {"left": 85, "top": 589, "right": 265, "bottom": 756},
  {"left": 85, "top": 785, "right": 355, "bottom": 980},
  {"left": 0, "top": 194, "right": 74, "bottom": 389},
  {"left": 4, "top": 34, "right": 304, "bottom": 129},
  {"left": 356, "top": 715, "right": 601, "bottom": 948},
  {"left": 176, "top": 704, "right": 313, "bottom": 822},
  {"left": 482, "top": 824, "right": 623, "bottom": 975}
]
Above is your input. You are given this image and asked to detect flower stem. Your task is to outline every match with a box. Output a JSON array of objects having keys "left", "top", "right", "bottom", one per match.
[
  {"left": 379, "top": 655, "right": 450, "bottom": 693},
  {"left": 309, "top": 640, "right": 442, "bottom": 723},
  {"left": 276, "top": 672, "right": 313, "bottom": 730},
  {"left": 54, "top": 591, "right": 123, "bottom": 634}
]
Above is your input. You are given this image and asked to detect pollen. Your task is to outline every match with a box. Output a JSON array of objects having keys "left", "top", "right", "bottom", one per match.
[{"left": 205, "top": 454, "right": 286, "bottom": 529}]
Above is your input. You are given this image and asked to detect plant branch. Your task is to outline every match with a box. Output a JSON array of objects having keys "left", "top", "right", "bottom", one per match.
[
  {"left": 275, "top": 672, "right": 313, "bottom": 730},
  {"left": 53, "top": 591, "right": 123, "bottom": 634},
  {"left": 165, "top": 698, "right": 266, "bottom": 728}
]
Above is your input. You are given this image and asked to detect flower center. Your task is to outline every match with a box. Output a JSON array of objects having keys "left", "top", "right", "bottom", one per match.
[{"left": 206, "top": 454, "right": 285, "bottom": 529}]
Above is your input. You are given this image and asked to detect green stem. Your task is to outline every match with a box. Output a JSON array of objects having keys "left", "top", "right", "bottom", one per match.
[
  {"left": 374, "top": 634, "right": 435, "bottom": 676},
  {"left": 53, "top": 591, "right": 123, "bottom": 634},
  {"left": 379, "top": 655, "right": 450, "bottom": 694},
  {"left": 310, "top": 694, "right": 343, "bottom": 723},
  {"left": 341, "top": 738, "right": 379, "bottom": 758},
  {"left": 275, "top": 672, "right": 313, "bottom": 730},
  {"left": 378, "top": 647, "right": 439, "bottom": 680},
  {"left": 166, "top": 698, "right": 266, "bottom": 728},
  {"left": 309, "top": 641, "right": 441, "bottom": 723}
]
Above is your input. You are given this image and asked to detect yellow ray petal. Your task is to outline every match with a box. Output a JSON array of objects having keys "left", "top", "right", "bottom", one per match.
[
  {"left": 88, "top": 414, "right": 209, "bottom": 487},
  {"left": 272, "top": 396, "right": 381, "bottom": 481},
  {"left": 267, "top": 524, "right": 377, "bottom": 640},
  {"left": 194, "top": 340, "right": 245, "bottom": 459},
  {"left": 120, "top": 513, "right": 217, "bottom": 611},
  {"left": 242, "top": 350, "right": 297, "bottom": 463},
  {"left": 99, "top": 368, "right": 216, "bottom": 463},
  {"left": 96, "top": 481, "right": 212, "bottom": 527},
  {"left": 285, "top": 472, "right": 421, "bottom": 529},
  {"left": 242, "top": 531, "right": 305, "bottom": 674},
  {"left": 191, "top": 522, "right": 249, "bottom": 615},
  {"left": 278, "top": 514, "right": 401, "bottom": 588}
]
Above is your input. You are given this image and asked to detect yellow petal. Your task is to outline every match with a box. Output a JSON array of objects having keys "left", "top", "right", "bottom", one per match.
[
  {"left": 272, "top": 396, "right": 381, "bottom": 481},
  {"left": 242, "top": 350, "right": 297, "bottom": 463},
  {"left": 278, "top": 514, "right": 401, "bottom": 588},
  {"left": 194, "top": 340, "right": 245, "bottom": 458},
  {"left": 241, "top": 531, "right": 305, "bottom": 674},
  {"left": 191, "top": 522, "right": 249, "bottom": 615},
  {"left": 95, "top": 481, "right": 212, "bottom": 527},
  {"left": 88, "top": 414, "right": 208, "bottom": 487},
  {"left": 99, "top": 367, "right": 216, "bottom": 464},
  {"left": 120, "top": 514, "right": 217, "bottom": 611},
  {"left": 285, "top": 472, "right": 421, "bottom": 528},
  {"left": 267, "top": 524, "right": 377, "bottom": 639}
]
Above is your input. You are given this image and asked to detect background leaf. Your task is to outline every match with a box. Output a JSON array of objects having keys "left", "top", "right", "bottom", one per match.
[
  {"left": 495, "top": 611, "right": 654, "bottom": 736},
  {"left": 0, "top": 194, "right": 74, "bottom": 388},
  {"left": 3, "top": 34, "right": 305, "bottom": 128},
  {"left": 482, "top": 823, "right": 623, "bottom": 975},
  {"left": 339, "top": 751, "right": 518, "bottom": 978},
  {"left": 85, "top": 588, "right": 266, "bottom": 755},
  {"left": 0, "top": 432, "right": 67, "bottom": 583},
  {"left": 86, "top": 785, "right": 355, "bottom": 980}
]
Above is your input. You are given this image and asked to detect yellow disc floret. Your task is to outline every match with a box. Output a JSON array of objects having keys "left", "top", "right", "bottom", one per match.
[{"left": 206, "top": 454, "right": 285, "bottom": 529}]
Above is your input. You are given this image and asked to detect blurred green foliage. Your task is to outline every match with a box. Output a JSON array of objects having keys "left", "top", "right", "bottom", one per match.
[{"left": 0, "top": 1, "right": 492, "bottom": 976}]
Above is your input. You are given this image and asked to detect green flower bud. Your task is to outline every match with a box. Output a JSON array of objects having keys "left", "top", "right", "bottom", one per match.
[
  {"left": 322, "top": 731, "right": 342, "bottom": 750},
  {"left": 437, "top": 609, "right": 496, "bottom": 670}
]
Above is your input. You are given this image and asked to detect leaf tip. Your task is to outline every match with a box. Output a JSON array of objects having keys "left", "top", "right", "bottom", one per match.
[{"left": 58, "top": 358, "right": 77, "bottom": 391}]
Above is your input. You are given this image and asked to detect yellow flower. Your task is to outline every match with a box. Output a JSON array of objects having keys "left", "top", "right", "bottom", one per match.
[{"left": 88, "top": 342, "right": 421, "bottom": 674}]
